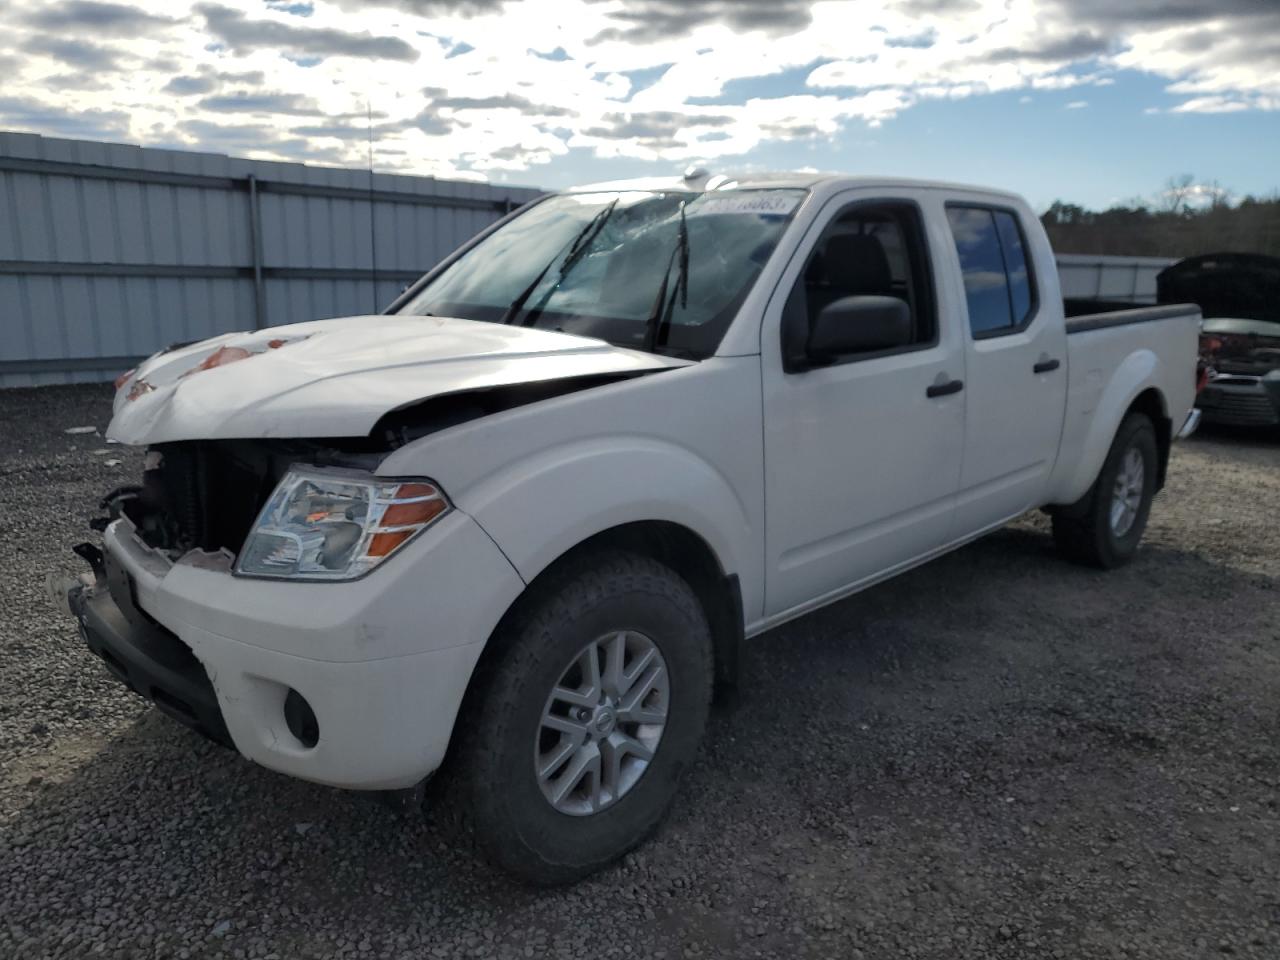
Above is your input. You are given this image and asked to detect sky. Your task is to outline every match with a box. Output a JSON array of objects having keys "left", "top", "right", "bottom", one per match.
[{"left": 0, "top": 0, "right": 1277, "bottom": 211}]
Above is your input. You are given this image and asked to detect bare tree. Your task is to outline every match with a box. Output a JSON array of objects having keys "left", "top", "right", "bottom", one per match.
[
  {"left": 1160, "top": 173, "right": 1196, "bottom": 216},
  {"left": 1203, "top": 179, "right": 1232, "bottom": 210}
]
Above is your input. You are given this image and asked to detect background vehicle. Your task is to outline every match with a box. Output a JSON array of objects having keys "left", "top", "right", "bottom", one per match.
[
  {"left": 61, "top": 172, "right": 1201, "bottom": 883},
  {"left": 1158, "top": 253, "right": 1280, "bottom": 428}
]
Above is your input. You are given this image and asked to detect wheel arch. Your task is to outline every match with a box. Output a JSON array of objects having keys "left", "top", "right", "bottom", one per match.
[
  {"left": 435, "top": 519, "right": 743, "bottom": 788},
  {"left": 1048, "top": 349, "right": 1172, "bottom": 506},
  {"left": 473, "top": 519, "right": 742, "bottom": 712},
  {"left": 1125, "top": 387, "right": 1173, "bottom": 490}
]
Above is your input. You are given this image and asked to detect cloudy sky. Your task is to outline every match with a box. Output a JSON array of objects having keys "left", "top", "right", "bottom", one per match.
[{"left": 1, "top": 0, "right": 1277, "bottom": 209}]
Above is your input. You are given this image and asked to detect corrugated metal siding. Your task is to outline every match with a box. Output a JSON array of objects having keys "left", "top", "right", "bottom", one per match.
[
  {"left": 0, "top": 132, "right": 542, "bottom": 387},
  {"left": 1055, "top": 253, "right": 1178, "bottom": 305}
]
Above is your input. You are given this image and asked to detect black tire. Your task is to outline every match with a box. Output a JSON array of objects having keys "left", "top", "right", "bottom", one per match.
[
  {"left": 1052, "top": 412, "right": 1158, "bottom": 569},
  {"left": 452, "top": 549, "right": 713, "bottom": 885}
]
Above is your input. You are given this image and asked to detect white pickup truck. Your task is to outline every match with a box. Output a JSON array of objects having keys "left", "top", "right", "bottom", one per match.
[{"left": 63, "top": 171, "right": 1201, "bottom": 883}]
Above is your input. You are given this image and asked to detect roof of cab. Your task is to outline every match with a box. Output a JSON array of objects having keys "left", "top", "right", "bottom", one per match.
[{"left": 566, "top": 170, "right": 1023, "bottom": 203}]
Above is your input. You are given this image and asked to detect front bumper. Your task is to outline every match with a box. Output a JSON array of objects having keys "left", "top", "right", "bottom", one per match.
[
  {"left": 69, "top": 511, "right": 525, "bottom": 790},
  {"left": 1196, "top": 378, "right": 1280, "bottom": 427},
  {"left": 70, "top": 552, "right": 232, "bottom": 748}
]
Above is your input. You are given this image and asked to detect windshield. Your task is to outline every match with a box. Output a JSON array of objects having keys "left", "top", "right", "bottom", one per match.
[{"left": 396, "top": 188, "right": 805, "bottom": 358}]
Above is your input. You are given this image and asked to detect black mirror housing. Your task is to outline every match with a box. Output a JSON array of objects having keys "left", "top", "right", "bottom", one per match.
[{"left": 807, "top": 295, "right": 913, "bottom": 360}]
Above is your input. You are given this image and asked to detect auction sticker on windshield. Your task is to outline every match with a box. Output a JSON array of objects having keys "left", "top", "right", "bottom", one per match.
[{"left": 692, "top": 193, "right": 801, "bottom": 217}]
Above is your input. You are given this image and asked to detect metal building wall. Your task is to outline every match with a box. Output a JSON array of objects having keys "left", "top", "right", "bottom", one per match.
[
  {"left": 0, "top": 131, "right": 542, "bottom": 387},
  {"left": 1055, "top": 253, "right": 1178, "bottom": 305}
]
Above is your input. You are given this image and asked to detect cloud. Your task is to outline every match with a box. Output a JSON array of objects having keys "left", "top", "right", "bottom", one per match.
[
  {"left": 893, "top": 0, "right": 981, "bottom": 13},
  {"left": 1171, "top": 95, "right": 1276, "bottom": 113},
  {"left": 586, "top": 0, "right": 814, "bottom": 43},
  {"left": 267, "top": 1, "right": 315, "bottom": 15},
  {"left": 175, "top": 117, "right": 347, "bottom": 162},
  {"left": 404, "top": 110, "right": 455, "bottom": 136},
  {"left": 199, "top": 92, "right": 324, "bottom": 115},
  {"left": 332, "top": 0, "right": 501, "bottom": 14},
  {"left": 18, "top": 0, "right": 177, "bottom": 35},
  {"left": 1046, "top": 0, "right": 1280, "bottom": 110},
  {"left": 985, "top": 31, "right": 1112, "bottom": 63},
  {"left": 164, "top": 74, "right": 218, "bottom": 96},
  {"left": 195, "top": 3, "right": 418, "bottom": 61},
  {"left": 1065, "top": 100, "right": 1088, "bottom": 109},
  {"left": 421, "top": 89, "right": 572, "bottom": 115},
  {"left": 584, "top": 110, "right": 734, "bottom": 141},
  {"left": 0, "top": 94, "right": 130, "bottom": 139},
  {"left": 1056, "top": 0, "right": 1277, "bottom": 27},
  {"left": 25, "top": 35, "right": 127, "bottom": 71}
]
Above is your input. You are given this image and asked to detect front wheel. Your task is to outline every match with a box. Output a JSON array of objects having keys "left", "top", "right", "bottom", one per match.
[
  {"left": 1052, "top": 412, "right": 1159, "bottom": 569},
  {"left": 453, "top": 549, "right": 713, "bottom": 885}
]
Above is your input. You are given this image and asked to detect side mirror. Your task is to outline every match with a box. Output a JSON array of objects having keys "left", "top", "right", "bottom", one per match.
[{"left": 807, "top": 295, "right": 913, "bottom": 359}]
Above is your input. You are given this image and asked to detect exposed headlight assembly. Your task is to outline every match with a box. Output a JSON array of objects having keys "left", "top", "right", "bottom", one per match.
[{"left": 236, "top": 467, "right": 449, "bottom": 581}]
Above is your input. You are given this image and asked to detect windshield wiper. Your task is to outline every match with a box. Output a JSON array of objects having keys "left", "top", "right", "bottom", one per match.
[
  {"left": 498, "top": 199, "right": 618, "bottom": 327},
  {"left": 644, "top": 200, "right": 689, "bottom": 353}
]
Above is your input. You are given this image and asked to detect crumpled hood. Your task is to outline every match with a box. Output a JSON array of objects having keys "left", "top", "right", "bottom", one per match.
[{"left": 108, "top": 314, "right": 690, "bottom": 444}]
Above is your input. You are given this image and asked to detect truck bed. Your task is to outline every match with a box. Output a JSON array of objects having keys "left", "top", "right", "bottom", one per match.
[
  {"left": 1064, "top": 302, "right": 1200, "bottom": 334},
  {"left": 1044, "top": 301, "right": 1201, "bottom": 509}
]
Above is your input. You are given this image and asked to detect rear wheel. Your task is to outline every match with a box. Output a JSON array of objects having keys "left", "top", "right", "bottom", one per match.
[
  {"left": 1052, "top": 412, "right": 1158, "bottom": 569},
  {"left": 453, "top": 549, "right": 713, "bottom": 885}
]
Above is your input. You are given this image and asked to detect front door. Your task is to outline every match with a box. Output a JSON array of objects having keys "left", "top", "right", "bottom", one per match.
[{"left": 761, "top": 191, "right": 966, "bottom": 618}]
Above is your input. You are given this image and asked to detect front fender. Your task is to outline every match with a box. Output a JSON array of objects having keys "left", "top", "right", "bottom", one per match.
[
  {"left": 1051, "top": 348, "right": 1166, "bottom": 505},
  {"left": 374, "top": 356, "right": 766, "bottom": 620},
  {"left": 459, "top": 435, "right": 753, "bottom": 589}
]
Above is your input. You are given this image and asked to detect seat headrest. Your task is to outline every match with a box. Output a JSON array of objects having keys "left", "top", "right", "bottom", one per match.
[{"left": 822, "top": 233, "right": 892, "bottom": 294}]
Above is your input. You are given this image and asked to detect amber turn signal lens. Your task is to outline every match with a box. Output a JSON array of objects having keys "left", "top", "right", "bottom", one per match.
[
  {"left": 381, "top": 497, "right": 447, "bottom": 527},
  {"left": 367, "top": 530, "right": 414, "bottom": 557},
  {"left": 394, "top": 482, "right": 438, "bottom": 499}
]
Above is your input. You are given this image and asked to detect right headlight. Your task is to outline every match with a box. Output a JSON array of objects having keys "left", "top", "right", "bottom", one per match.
[{"left": 236, "top": 467, "right": 450, "bottom": 581}]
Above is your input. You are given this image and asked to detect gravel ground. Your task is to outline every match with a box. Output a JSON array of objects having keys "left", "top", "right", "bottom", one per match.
[{"left": 2, "top": 384, "right": 1278, "bottom": 959}]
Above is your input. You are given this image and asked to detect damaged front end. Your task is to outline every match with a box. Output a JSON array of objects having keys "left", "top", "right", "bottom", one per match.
[
  {"left": 1197, "top": 321, "right": 1280, "bottom": 428},
  {"left": 62, "top": 535, "right": 235, "bottom": 747},
  {"left": 94, "top": 438, "right": 385, "bottom": 563},
  {"left": 61, "top": 437, "right": 387, "bottom": 748}
]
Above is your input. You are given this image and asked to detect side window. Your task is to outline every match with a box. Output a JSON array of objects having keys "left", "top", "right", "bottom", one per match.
[
  {"left": 994, "top": 211, "right": 1033, "bottom": 325},
  {"left": 782, "top": 202, "right": 936, "bottom": 369},
  {"left": 946, "top": 205, "right": 1037, "bottom": 337}
]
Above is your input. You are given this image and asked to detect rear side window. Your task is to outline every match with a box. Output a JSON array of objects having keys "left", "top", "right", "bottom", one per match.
[{"left": 946, "top": 206, "right": 1037, "bottom": 337}]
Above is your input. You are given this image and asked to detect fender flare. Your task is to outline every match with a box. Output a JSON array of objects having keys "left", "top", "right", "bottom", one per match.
[{"left": 1051, "top": 349, "right": 1168, "bottom": 506}]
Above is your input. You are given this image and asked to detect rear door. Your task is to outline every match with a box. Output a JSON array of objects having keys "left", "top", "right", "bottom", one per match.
[
  {"left": 943, "top": 200, "right": 1068, "bottom": 534},
  {"left": 760, "top": 190, "right": 966, "bottom": 617}
]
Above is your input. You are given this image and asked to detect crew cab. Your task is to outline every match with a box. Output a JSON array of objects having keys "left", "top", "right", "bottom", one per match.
[{"left": 61, "top": 172, "right": 1201, "bottom": 883}]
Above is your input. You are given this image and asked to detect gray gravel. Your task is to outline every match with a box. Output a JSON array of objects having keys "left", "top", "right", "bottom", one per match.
[{"left": 2, "top": 383, "right": 1279, "bottom": 959}]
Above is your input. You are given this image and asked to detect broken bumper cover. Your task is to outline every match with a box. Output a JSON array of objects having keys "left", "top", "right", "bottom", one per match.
[
  {"left": 71, "top": 511, "right": 525, "bottom": 791},
  {"left": 70, "top": 560, "right": 232, "bottom": 748}
]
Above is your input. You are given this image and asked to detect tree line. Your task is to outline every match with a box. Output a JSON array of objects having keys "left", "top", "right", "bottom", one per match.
[{"left": 1041, "top": 175, "right": 1280, "bottom": 259}]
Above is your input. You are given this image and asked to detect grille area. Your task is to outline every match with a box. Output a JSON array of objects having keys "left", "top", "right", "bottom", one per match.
[
  {"left": 155, "top": 443, "right": 271, "bottom": 554},
  {"left": 1197, "top": 388, "right": 1280, "bottom": 426},
  {"left": 115, "top": 439, "right": 386, "bottom": 559}
]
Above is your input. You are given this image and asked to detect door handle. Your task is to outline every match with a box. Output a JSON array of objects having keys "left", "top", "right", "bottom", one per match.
[
  {"left": 926, "top": 378, "right": 964, "bottom": 398},
  {"left": 1033, "top": 358, "right": 1061, "bottom": 374}
]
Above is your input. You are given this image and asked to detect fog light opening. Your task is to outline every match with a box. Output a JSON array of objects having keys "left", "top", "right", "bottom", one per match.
[{"left": 284, "top": 688, "right": 319, "bottom": 748}]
